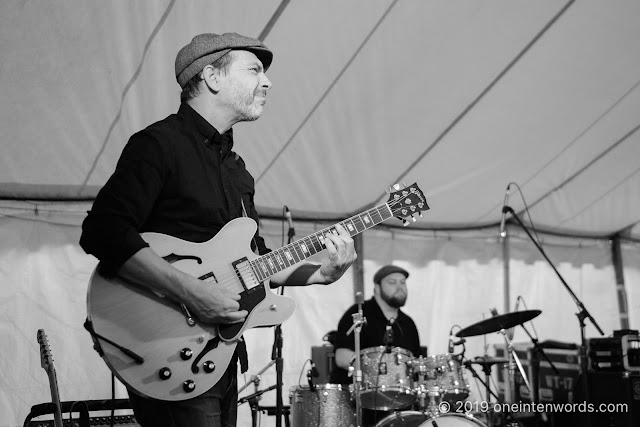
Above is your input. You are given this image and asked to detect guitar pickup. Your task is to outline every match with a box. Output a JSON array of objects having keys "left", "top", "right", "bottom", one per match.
[{"left": 232, "top": 258, "right": 260, "bottom": 292}]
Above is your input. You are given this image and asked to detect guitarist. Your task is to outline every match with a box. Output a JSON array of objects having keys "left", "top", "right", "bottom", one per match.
[{"left": 80, "top": 32, "right": 356, "bottom": 427}]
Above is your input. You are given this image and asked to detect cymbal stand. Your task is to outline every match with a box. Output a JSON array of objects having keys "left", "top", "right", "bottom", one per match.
[
  {"left": 499, "top": 327, "right": 531, "bottom": 403},
  {"left": 346, "top": 292, "right": 366, "bottom": 427},
  {"left": 519, "top": 324, "right": 556, "bottom": 426}
]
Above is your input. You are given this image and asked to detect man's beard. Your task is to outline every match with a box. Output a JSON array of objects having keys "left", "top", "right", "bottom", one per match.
[
  {"left": 228, "top": 80, "right": 264, "bottom": 121},
  {"left": 382, "top": 290, "right": 406, "bottom": 308}
]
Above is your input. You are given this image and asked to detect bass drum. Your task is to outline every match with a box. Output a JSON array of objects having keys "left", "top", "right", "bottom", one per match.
[
  {"left": 418, "top": 413, "right": 489, "bottom": 427},
  {"left": 374, "top": 411, "right": 429, "bottom": 427},
  {"left": 289, "top": 384, "right": 356, "bottom": 427}
]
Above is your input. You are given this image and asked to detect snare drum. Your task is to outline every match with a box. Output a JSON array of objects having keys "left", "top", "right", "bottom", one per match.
[
  {"left": 360, "top": 346, "right": 415, "bottom": 410},
  {"left": 289, "top": 384, "right": 356, "bottom": 427}
]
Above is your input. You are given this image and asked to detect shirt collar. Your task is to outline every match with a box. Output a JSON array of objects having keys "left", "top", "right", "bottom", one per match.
[{"left": 178, "top": 102, "right": 234, "bottom": 149}]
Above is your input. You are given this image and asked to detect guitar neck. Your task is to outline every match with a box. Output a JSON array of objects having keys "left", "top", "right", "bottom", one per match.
[
  {"left": 47, "top": 369, "right": 64, "bottom": 427},
  {"left": 251, "top": 202, "right": 393, "bottom": 281}
]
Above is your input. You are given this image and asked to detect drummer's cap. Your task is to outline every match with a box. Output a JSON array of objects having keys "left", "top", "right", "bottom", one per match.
[{"left": 373, "top": 265, "right": 409, "bottom": 284}]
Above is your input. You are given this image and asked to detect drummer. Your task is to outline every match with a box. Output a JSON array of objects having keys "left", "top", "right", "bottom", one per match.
[{"left": 330, "top": 264, "right": 423, "bottom": 382}]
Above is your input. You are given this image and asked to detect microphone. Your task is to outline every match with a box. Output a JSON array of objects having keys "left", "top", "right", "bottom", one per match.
[
  {"left": 307, "top": 361, "right": 319, "bottom": 391},
  {"left": 383, "top": 317, "right": 395, "bottom": 352},
  {"left": 499, "top": 183, "right": 511, "bottom": 238},
  {"left": 448, "top": 326, "right": 455, "bottom": 354},
  {"left": 284, "top": 205, "right": 295, "bottom": 239},
  {"left": 447, "top": 326, "right": 466, "bottom": 354}
]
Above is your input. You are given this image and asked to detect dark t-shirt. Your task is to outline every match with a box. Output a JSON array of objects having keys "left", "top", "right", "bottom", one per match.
[{"left": 329, "top": 298, "right": 421, "bottom": 384}]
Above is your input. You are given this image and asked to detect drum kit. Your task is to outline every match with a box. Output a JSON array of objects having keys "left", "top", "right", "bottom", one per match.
[{"left": 288, "top": 309, "right": 542, "bottom": 427}]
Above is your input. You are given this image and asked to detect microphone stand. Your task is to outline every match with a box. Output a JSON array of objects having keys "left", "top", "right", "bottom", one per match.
[
  {"left": 273, "top": 222, "right": 295, "bottom": 427},
  {"left": 346, "top": 291, "right": 366, "bottom": 427},
  {"left": 238, "top": 384, "right": 278, "bottom": 427},
  {"left": 503, "top": 206, "right": 604, "bottom": 427}
]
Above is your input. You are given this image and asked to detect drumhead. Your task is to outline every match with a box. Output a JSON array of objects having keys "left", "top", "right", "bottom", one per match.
[
  {"left": 375, "top": 411, "right": 429, "bottom": 427},
  {"left": 361, "top": 346, "right": 414, "bottom": 358},
  {"left": 418, "top": 413, "right": 488, "bottom": 426},
  {"left": 290, "top": 383, "right": 350, "bottom": 392}
]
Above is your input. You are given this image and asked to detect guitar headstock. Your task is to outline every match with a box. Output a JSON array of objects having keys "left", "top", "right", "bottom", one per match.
[
  {"left": 386, "top": 182, "right": 429, "bottom": 226},
  {"left": 37, "top": 329, "right": 54, "bottom": 373}
]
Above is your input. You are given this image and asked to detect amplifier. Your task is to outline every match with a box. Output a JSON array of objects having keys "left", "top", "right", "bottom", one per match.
[
  {"left": 588, "top": 332, "right": 640, "bottom": 372},
  {"left": 29, "top": 415, "right": 139, "bottom": 427},
  {"left": 494, "top": 342, "right": 581, "bottom": 404},
  {"left": 24, "top": 399, "right": 139, "bottom": 427}
]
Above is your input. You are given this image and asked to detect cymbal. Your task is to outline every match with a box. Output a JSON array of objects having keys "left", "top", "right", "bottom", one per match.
[{"left": 456, "top": 310, "right": 541, "bottom": 337}]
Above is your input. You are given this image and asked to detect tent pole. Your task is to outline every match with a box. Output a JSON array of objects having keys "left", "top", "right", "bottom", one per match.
[{"left": 611, "top": 235, "right": 630, "bottom": 329}]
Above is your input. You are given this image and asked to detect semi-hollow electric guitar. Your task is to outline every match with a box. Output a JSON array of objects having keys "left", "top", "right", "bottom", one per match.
[
  {"left": 86, "top": 183, "right": 428, "bottom": 401},
  {"left": 37, "top": 329, "right": 64, "bottom": 427}
]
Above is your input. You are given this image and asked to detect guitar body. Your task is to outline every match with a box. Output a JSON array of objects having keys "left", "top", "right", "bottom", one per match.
[{"left": 87, "top": 217, "right": 296, "bottom": 401}]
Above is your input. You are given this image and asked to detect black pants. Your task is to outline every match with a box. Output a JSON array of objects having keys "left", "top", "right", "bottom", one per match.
[{"left": 128, "top": 361, "right": 238, "bottom": 427}]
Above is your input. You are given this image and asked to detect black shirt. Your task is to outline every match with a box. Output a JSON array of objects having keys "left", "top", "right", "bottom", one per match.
[
  {"left": 329, "top": 297, "right": 421, "bottom": 384},
  {"left": 80, "top": 103, "right": 269, "bottom": 274}
]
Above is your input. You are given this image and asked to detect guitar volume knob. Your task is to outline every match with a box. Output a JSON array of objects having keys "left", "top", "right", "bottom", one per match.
[
  {"left": 180, "top": 348, "right": 193, "bottom": 360},
  {"left": 183, "top": 380, "right": 196, "bottom": 393},
  {"left": 158, "top": 367, "right": 172, "bottom": 380},
  {"left": 203, "top": 360, "right": 216, "bottom": 373}
]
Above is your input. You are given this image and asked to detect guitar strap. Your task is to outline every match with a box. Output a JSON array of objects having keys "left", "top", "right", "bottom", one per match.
[{"left": 235, "top": 199, "right": 251, "bottom": 374}]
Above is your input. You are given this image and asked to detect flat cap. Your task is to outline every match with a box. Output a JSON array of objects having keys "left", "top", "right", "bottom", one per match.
[
  {"left": 373, "top": 265, "right": 409, "bottom": 284},
  {"left": 175, "top": 32, "right": 273, "bottom": 87}
]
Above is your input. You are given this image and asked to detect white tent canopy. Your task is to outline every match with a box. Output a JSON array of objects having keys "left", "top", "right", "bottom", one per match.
[
  {"left": 2, "top": 1, "right": 640, "bottom": 426},
  {"left": 2, "top": 0, "right": 640, "bottom": 238}
]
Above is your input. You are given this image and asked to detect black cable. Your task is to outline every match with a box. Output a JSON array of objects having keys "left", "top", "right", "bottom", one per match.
[{"left": 510, "top": 182, "right": 543, "bottom": 246}]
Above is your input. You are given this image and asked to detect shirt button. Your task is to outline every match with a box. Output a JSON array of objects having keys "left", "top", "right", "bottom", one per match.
[{"left": 204, "top": 139, "right": 209, "bottom": 144}]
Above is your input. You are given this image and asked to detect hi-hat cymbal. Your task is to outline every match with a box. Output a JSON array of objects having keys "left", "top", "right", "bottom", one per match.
[{"left": 456, "top": 310, "right": 541, "bottom": 337}]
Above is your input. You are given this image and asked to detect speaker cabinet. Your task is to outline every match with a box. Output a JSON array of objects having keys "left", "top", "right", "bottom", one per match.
[{"left": 586, "top": 371, "right": 640, "bottom": 427}]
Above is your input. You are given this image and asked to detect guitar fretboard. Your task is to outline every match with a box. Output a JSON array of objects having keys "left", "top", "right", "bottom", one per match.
[{"left": 250, "top": 203, "right": 393, "bottom": 281}]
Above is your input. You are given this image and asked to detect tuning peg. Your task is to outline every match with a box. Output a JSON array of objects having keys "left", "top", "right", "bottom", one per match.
[
  {"left": 411, "top": 215, "right": 417, "bottom": 222},
  {"left": 402, "top": 218, "right": 409, "bottom": 227},
  {"left": 401, "top": 181, "right": 407, "bottom": 188},
  {"left": 393, "top": 183, "right": 401, "bottom": 191}
]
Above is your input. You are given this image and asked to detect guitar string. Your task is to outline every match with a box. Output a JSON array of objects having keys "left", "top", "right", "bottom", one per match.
[
  {"left": 208, "top": 196, "right": 415, "bottom": 291},
  {"left": 203, "top": 195, "right": 416, "bottom": 292}
]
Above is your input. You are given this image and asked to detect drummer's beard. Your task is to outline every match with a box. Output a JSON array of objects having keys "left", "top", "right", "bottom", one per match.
[{"left": 382, "top": 289, "right": 407, "bottom": 308}]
